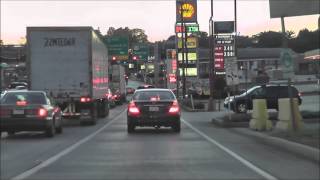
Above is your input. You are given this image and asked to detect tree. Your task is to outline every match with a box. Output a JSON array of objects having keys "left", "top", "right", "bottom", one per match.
[
  {"left": 104, "top": 27, "right": 149, "bottom": 47},
  {"left": 236, "top": 35, "right": 254, "bottom": 48},
  {"left": 252, "top": 31, "right": 283, "bottom": 48},
  {"left": 289, "top": 29, "right": 319, "bottom": 53}
]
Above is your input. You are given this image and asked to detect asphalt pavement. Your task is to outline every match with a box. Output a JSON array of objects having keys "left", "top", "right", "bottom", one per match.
[{"left": 1, "top": 104, "right": 319, "bottom": 180}]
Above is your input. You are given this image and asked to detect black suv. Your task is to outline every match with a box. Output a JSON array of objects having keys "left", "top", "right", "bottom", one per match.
[{"left": 224, "top": 85, "right": 302, "bottom": 113}]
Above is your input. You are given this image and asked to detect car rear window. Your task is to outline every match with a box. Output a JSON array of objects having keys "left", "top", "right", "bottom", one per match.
[
  {"left": 133, "top": 91, "right": 175, "bottom": 101},
  {"left": 1, "top": 92, "right": 47, "bottom": 105}
]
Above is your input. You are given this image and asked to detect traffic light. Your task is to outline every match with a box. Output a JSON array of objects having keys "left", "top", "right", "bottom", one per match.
[
  {"left": 112, "top": 56, "right": 116, "bottom": 61},
  {"left": 133, "top": 56, "right": 138, "bottom": 60}
]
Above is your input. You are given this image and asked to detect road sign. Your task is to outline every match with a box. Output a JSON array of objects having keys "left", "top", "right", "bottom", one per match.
[
  {"left": 106, "top": 36, "right": 128, "bottom": 60},
  {"left": 133, "top": 43, "right": 149, "bottom": 61},
  {"left": 280, "top": 49, "right": 294, "bottom": 79}
]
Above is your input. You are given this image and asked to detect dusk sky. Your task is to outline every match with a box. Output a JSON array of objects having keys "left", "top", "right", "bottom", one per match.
[{"left": 1, "top": 0, "right": 319, "bottom": 44}]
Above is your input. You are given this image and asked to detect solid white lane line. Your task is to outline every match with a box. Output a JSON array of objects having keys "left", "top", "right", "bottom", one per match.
[
  {"left": 181, "top": 118, "right": 278, "bottom": 180},
  {"left": 12, "top": 110, "right": 126, "bottom": 180}
]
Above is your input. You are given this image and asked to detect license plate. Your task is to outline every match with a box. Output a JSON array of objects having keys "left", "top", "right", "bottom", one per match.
[
  {"left": 13, "top": 109, "right": 24, "bottom": 115},
  {"left": 149, "top": 106, "right": 159, "bottom": 112}
]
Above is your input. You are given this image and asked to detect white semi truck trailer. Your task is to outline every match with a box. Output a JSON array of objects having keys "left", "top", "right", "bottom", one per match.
[{"left": 27, "top": 27, "right": 109, "bottom": 125}]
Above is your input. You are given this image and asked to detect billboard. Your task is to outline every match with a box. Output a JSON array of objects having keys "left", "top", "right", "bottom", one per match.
[
  {"left": 269, "top": 0, "right": 319, "bottom": 18},
  {"left": 176, "top": 0, "right": 197, "bottom": 23}
]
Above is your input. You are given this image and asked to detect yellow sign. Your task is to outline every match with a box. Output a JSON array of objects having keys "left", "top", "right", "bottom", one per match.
[
  {"left": 180, "top": 3, "right": 195, "bottom": 18},
  {"left": 178, "top": 37, "right": 197, "bottom": 49},
  {"left": 178, "top": 52, "right": 197, "bottom": 61},
  {"left": 179, "top": 68, "right": 197, "bottom": 76}
]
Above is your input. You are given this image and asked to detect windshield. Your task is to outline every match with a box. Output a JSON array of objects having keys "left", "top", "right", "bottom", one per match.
[
  {"left": 1, "top": 92, "right": 47, "bottom": 105},
  {"left": 133, "top": 91, "right": 175, "bottom": 101}
]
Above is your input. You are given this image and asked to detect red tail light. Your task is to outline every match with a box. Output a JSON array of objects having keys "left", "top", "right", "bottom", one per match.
[
  {"left": 298, "top": 92, "right": 302, "bottom": 97},
  {"left": 168, "top": 100, "right": 180, "bottom": 114},
  {"left": 38, "top": 108, "right": 48, "bottom": 117},
  {"left": 80, "top": 97, "right": 91, "bottom": 103},
  {"left": 0, "top": 108, "right": 10, "bottom": 116},
  {"left": 16, "top": 100, "right": 27, "bottom": 106},
  {"left": 128, "top": 101, "right": 140, "bottom": 116}
]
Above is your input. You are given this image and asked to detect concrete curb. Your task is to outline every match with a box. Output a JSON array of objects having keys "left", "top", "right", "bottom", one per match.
[
  {"left": 180, "top": 104, "right": 206, "bottom": 112},
  {"left": 212, "top": 117, "right": 249, "bottom": 128},
  {"left": 233, "top": 127, "right": 320, "bottom": 163}
]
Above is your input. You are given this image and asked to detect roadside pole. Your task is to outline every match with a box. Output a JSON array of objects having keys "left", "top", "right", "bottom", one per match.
[
  {"left": 207, "top": 0, "right": 215, "bottom": 111},
  {"left": 281, "top": 16, "right": 297, "bottom": 132}
]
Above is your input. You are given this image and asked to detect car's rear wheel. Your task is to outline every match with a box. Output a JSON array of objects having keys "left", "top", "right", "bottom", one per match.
[
  {"left": 55, "top": 119, "right": 63, "bottom": 134},
  {"left": 172, "top": 121, "right": 181, "bottom": 133},
  {"left": 236, "top": 103, "right": 247, "bottom": 113},
  {"left": 45, "top": 122, "right": 55, "bottom": 137},
  {"left": 7, "top": 131, "right": 15, "bottom": 136},
  {"left": 127, "top": 123, "right": 135, "bottom": 133}
]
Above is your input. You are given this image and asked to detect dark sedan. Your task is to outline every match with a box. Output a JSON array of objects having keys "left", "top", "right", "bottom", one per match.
[
  {"left": 0, "top": 90, "right": 63, "bottom": 137},
  {"left": 127, "top": 89, "right": 181, "bottom": 133}
]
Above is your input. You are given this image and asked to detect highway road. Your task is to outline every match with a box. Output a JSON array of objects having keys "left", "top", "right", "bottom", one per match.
[{"left": 1, "top": 104, "right": 319, "bottom": 180}]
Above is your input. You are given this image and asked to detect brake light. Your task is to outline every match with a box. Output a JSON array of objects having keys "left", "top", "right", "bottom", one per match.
[
  {"left": 169, "top": 100, "right": 180, "bottom": 114},
  {"left": 106, "top": 93, "right": 112, "bottom": 99},
  {"left": 16, "top": 100, "right": 27, "bottom": 106},
  {"left": 298, "top": 92, "right": 302, "bottom": 97},
  {"left": 80, "top": 97, "right": 91, "bottom": 103},
  {"left": 38, "top": 108, "right": 48, "bottom": 117},
  {"left": 128, "top": 101, "right": 140, "bottom": 116},
  {"left": 0, "top": 109, "right": 10, "bottom": 116}
]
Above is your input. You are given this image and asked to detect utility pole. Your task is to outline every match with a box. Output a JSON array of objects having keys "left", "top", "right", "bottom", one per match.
[
  {"left": 180, "top": 1, "right": 186, "bottom": 98},
  {"left": 207, "top": 0, "right": 215, "bottom": 111}
]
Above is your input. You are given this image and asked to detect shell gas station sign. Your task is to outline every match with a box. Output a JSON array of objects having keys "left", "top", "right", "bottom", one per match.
[{"left": 176, "top": 0, "right": 197, "bottom": 23}]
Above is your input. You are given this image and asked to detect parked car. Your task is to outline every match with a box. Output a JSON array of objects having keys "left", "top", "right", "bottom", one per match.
[
  {"left": 224, "top": 85, "right": 302, "bottom": 113},
  {"left": 0, "top": 90, "right": 63, "bottom": 137},
  {"left": 127, "top": 88, "right": 181, "bottom": 133}
]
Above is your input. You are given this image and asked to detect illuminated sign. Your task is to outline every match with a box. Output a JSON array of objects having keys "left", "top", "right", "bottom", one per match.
[
  {"left": 176, "top": 0, "right": 197, "bottom": 23},
  {"left": 129, "top": 63, "right": 134, "bottom": 69},
  {"left": 147, "top": 64, "right": 154, "bottom": 70},
  {"left": 172, "top": 60, "right": 177, "bottom": 71},
  {"left": 140, "top": 65, "right": 145, "bottom": 70},
  {"left": 179, "top": 68, "right": 197, "bottom": 76},
  {"left": 168, "top": 74, "right": 177, "bottom": 83},
  {"left": 178, "top": 52, "right": 197, "bottom": 61},
  {"left": 177, "top": 37, "right": 197, "bottom": 49},
  {"left": 214, "top": 46, "right": 224, "bottom": 70},
  {"left": 175, "top": 24, "right": 199, "bottom": 33}
]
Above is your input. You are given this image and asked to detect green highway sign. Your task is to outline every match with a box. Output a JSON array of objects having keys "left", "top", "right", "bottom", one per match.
[
  {"left": 133, "top": 43, "right": 149, "bottom": 61},
  {"left": 106, "top": 36, "right": 128, "bottom": 60}
]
